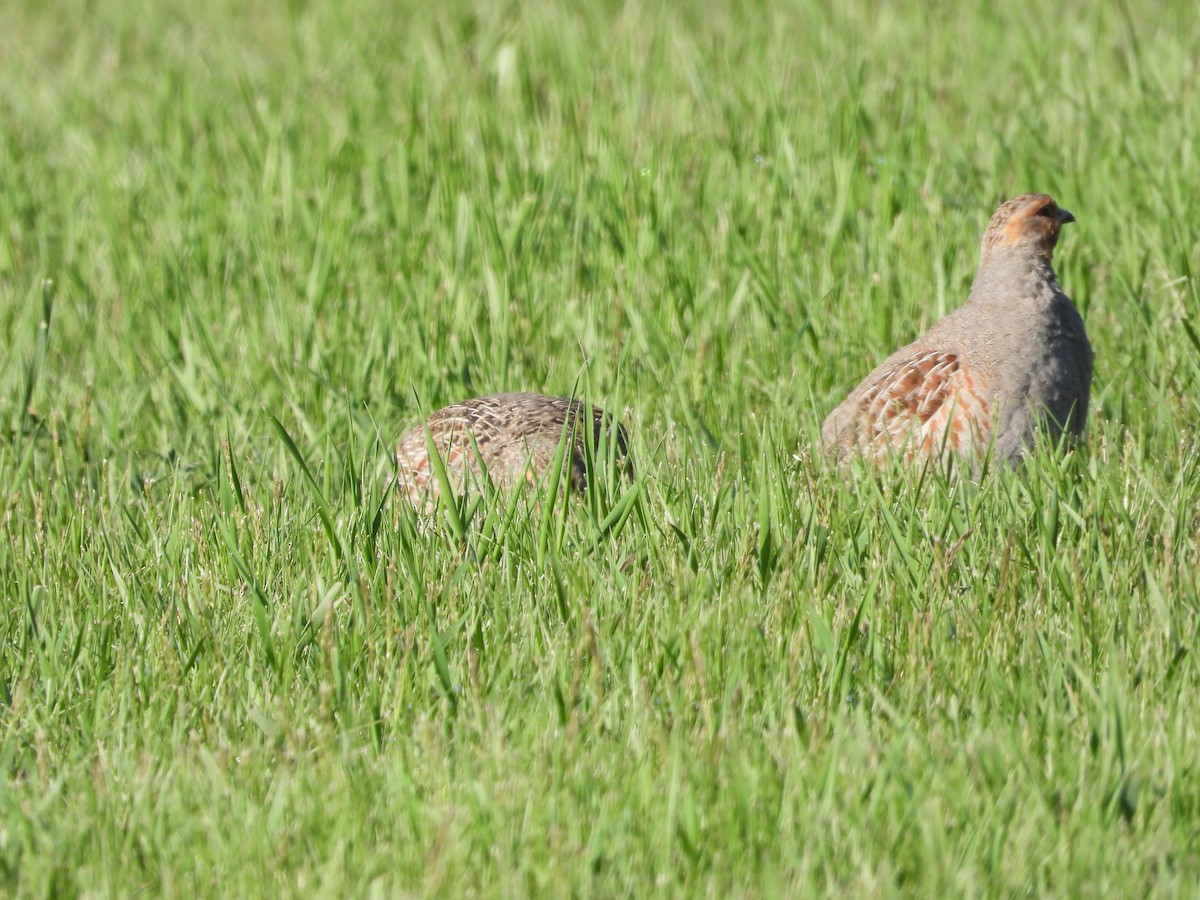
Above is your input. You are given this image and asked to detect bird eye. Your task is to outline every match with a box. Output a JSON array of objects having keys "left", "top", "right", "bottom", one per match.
[{"left": 1037, "top": 204, "right": 1057, "bottom": 218}]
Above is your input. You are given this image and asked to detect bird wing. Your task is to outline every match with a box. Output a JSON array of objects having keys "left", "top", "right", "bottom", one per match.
[
  {"left": 843, "top": 350, "right": 992, "bottom": 461},
  {"left": 395, "top": 395, "right": 629, "bottom": 505},
  {"left": 395, "top": 400, "right": 503, "bottom": 491}
]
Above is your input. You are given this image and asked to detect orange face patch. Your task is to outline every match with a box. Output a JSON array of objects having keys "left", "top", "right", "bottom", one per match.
[{"left": 997, "top": 196, "right": 1060, "bottom": 248}]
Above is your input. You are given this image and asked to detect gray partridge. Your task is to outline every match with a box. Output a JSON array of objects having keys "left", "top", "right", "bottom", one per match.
[
  {"left": 821, "top": 193, "right": 1093, "bottom": 464},
  {"left": 395, "top": 392, "right": 629, "bottom": 509}
]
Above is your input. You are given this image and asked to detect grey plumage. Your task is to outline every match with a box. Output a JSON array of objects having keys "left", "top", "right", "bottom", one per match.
[{"left": 821, "top": 193, "right": 1093, "bottom": 464}]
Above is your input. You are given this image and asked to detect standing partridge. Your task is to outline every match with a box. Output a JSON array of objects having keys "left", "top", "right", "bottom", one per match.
[
  {"left": 395, "top": 392, "right": 629, "bottom": 509},
  {"left": 821, "top": 193, "right": 1093, "bottom": 464}
]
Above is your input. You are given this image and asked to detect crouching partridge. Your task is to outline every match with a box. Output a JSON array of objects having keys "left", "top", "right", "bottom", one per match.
[
  {"left": 395, "top": 392, "right": 629, "bottom": 509},
  {"left": 822, "top": 193, "right": 1093, "bottom": 464}
]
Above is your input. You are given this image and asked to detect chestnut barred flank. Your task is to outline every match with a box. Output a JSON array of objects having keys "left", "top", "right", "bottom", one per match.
[{"left": 822, "top": 194, "right": 1092, "bottom": 464}]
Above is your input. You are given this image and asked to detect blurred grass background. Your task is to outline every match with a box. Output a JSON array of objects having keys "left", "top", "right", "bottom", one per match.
[{"left": 1, "top": 0, "right": 1199, "bottom": 894}]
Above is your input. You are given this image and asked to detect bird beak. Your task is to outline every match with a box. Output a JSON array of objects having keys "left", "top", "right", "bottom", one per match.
[{"left": 1057, "top": 208, "right": 1076, "bottom": 225}]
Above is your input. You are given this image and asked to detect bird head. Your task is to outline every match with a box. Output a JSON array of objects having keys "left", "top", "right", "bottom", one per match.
[{"left": 978, "top": 193, "right": 1075, "bottom": 267}]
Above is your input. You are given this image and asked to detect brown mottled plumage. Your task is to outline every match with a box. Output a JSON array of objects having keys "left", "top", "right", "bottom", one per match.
[
  {"left": 395, "top": 393, "right": 629, "bottom": 509},
  {"left": 822, "top": 193, "right": 1093, "bottom": 464}
]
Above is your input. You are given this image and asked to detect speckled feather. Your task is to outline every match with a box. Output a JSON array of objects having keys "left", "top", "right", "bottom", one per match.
[
  {"left": 395, "top": 392, "right": 629, "bottom": 509},
  {"left": 822, "top": 193, "right": 1093, "bottom": 463}
]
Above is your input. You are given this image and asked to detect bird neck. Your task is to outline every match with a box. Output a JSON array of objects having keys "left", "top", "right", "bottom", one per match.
[{"left": 969, "top": 253, "right": 1062, "bottom": 307}]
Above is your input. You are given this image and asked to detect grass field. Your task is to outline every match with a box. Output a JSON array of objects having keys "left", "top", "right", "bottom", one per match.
[{"left": 2, "top": 0, "right": 1200, "bottom": 894}]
